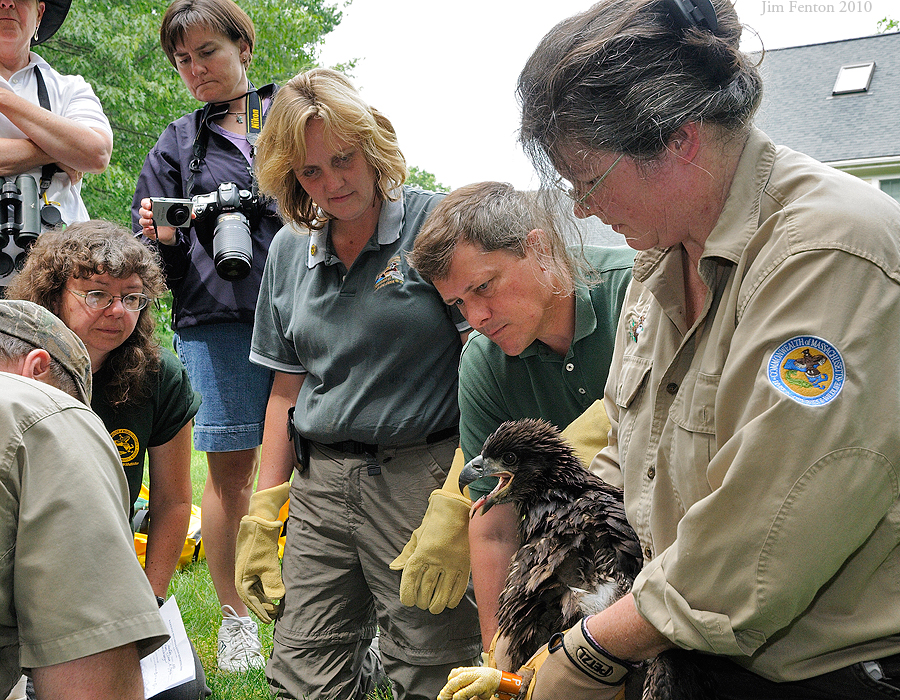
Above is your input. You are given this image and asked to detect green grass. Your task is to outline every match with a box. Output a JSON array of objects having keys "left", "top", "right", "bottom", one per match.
[{"left": 165, "top": 448, "right": 276, "bottom": 699}]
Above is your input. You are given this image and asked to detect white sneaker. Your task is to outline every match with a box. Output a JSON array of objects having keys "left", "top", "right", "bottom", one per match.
[{"left": 217, "top": 605, "right": 266, "bottom": 672}]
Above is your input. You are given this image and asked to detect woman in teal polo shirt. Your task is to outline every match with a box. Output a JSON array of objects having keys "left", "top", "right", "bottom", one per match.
[{"left": 235, "top": 68, "right": 481, "bottom": 700}]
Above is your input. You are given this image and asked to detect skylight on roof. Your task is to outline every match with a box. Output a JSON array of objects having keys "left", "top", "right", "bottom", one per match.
[{"left": 832, "top": 62, "right": 875, "bottom": 95}]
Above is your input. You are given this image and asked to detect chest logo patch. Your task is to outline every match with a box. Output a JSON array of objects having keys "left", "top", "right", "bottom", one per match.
[
  {"left": 767, "top": 336, "right": 844, "bottom": 406},
  {"left": 374, "top": 255, "right": 404, "bottom": 290},
  {"left": 111, "top": 428, "right": 139, "bottom": 464},
  {"left": 627, "top": 313, "right": 645, "bottom": 343}
]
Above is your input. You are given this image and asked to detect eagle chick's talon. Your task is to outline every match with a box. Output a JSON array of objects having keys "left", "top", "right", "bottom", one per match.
[{"left": 438, "top": 666, "right": 501, "bottom": 700}]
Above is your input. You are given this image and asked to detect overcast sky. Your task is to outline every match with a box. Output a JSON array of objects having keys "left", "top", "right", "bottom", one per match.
[{"left": 317, "top": 0, "right": 895, "bottom": 190}]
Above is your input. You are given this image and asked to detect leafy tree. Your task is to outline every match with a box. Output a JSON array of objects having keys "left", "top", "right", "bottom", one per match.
[
  {"left": 38, "top": 0, "right": 344, "bottom": 226},
  {"left": 877, "top": 17, "right": 899, "bottom": 33},
  {"left": 35, "top": 1, "right": 448, "bottom": 337},
  {"left": 406, "top": 165, "right": 450, "bottom": 192}
]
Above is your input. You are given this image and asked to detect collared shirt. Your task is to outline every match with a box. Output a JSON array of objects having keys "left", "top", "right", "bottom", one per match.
[
  {"left": 0, "top": 53, "right": 111, "bottom": 228},
  {"left": 593, "top": 128, "right": 900, "bottom": 681},
  {"left": 0, "top": 374, "right": 167, "bottom": 695},
  {"left": 250, "top": 187, "right": 468, "bottom": 445}
]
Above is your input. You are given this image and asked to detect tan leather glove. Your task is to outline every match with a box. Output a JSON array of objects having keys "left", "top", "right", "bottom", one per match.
[
  {"left": 561, "top": 399, "right": 611, "bottom": 470},
  {"left": 390, "top": 448, "right": 472, "bottom": 614},
  {"left": 520, "top": 620, "right": 631, "bottom": 700},
  {"left": 235, "top": 481, "right": 290, "bottom": 623}
]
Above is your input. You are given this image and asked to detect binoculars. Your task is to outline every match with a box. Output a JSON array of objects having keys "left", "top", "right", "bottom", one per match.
[{"left": 0, "top": 175, "right": 41, "bottom": 285}]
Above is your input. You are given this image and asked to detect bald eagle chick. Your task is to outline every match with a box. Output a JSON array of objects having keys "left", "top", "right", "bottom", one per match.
[{"left": 460, "top": 418, "right": 715, "bottom": 700}]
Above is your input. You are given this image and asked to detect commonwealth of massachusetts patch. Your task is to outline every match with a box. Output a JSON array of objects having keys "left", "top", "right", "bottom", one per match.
[{"left": 767, "top": 336, "right": 844, "bottom": 406}]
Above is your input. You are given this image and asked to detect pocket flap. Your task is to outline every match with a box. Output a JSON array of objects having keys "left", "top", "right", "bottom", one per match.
[
  {"left": 669, "top": 370, "right": 719, "bottom": 434},
  {"left": 615, "top": 355, "right": 652, "bottom": 409}
]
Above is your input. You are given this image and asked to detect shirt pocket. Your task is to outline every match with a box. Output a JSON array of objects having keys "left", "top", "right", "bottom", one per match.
[
  {"left": 667, "top": 369, "right": 719, "bottom": 502},
  {"left": 614, "top": 355, "right": 652, "bottom": 462}
]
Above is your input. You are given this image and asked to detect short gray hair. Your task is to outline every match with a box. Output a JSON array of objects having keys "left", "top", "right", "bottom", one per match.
[
  {"left": 518, "top": 0, "right": 763, "bottom": 181},
  {"left": 408, "top": 182, "right": 579, "bottom": 294}
]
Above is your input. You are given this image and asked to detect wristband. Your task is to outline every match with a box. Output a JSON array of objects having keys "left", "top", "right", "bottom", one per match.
[
  {"left": 550, "top": 617, "right": 639, "bottom": 686},
  {"left": 496, "top": 671, "right": 523, "bottom": 699}
]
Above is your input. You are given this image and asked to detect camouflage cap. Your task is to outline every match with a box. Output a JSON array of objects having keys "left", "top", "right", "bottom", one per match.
[{"left": 0, "top": 300, "right": 92, "bottom": 404}]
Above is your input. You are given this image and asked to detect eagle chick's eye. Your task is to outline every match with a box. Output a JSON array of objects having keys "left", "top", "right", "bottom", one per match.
[{"left": 501, "top": 452, "right": 517, "bottom": 467}]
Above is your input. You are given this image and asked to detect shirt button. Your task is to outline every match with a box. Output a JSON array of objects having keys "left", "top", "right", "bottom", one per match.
[
  {"left": 578, "top": 387, "right": 586, "bottom": 394},
  {"left": 644, "top": 546, "right": 652, "bottom": 559},
  {"left": 647, "top": 466, "right": 656, "bottom": 479},
  {"left": 666, "top": 382, "right": 678, "bottom": 395},
  {"left": 565, "top": 363, "right": 574, "bottom": 371}
]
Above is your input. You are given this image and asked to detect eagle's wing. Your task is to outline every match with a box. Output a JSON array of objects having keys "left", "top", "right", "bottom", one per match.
[{"left": 497, "top": 487, "right": 641, "bottom": 670}]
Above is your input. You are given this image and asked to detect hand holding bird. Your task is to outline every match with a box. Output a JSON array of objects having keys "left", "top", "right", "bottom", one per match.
[{"left": 438, "top": 667, "right": 504, "bottom": 700}]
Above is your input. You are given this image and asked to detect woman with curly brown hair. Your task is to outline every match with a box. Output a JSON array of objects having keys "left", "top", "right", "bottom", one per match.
[{"left": 6, "top": 220, "right": 209, "bottom": 700}]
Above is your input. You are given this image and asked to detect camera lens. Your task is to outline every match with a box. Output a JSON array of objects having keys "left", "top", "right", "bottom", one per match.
[
  {"left": 165, "top": 203, "right": 191, "bottom": 228},
  {"left": 212, "top": 212, "right": 252, "bottom": 280}
]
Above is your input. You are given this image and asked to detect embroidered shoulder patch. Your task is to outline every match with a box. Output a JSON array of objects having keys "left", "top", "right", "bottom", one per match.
[{"left": 767, "top": 336, "right": 844, "bottom": 406}]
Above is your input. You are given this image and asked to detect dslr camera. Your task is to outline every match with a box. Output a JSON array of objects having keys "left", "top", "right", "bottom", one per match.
[
  {"left": 0, "top": 174, "right": 41, "bottom": 283},
  {"left": 151, "top": 182, "right": 259, "bottom": 281}
]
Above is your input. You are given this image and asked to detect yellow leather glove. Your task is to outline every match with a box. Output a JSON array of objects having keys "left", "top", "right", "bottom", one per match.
[
  {"left": 390, "top": 448, "right": 472, "bottom": 614},
  {"left": 438, "top": 667, "right": 501, "bottom": 700},
  {"left": 438, "top": 667, "right": 525, "bottom": 700},
  {"left": 520, "top": 620, "right": 630, "bottom": 700},
  {"left": 561, "top": 399, "right": 611, "bottom": 469},
  {"left": 235, "top": 481, "right": 290, "bottom": 623}
]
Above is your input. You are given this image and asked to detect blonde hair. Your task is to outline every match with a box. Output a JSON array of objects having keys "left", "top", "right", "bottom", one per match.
[{"left": 254, "top": 68, "right": 408, "bottom": 229}]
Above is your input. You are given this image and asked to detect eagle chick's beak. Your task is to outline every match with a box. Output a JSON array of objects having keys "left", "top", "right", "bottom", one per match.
[
  {"left": 459, "top": 455, "right": 485, "bottom": 491},
  {"left": 460, "top": 454, "right": 514, "bottom": 516}
]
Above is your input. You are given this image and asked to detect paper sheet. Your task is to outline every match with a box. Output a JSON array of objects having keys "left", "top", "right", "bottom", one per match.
[{"left": 141, "top": 596, "right": 196, "bottom": 698}]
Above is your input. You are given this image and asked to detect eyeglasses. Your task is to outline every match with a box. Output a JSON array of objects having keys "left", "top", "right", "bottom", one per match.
[
  {"left": 562, "top": 153, "right": 624, "bottom": 208},
  {"left": 67, "top": 288, "right": 150, "bottom": 312}
]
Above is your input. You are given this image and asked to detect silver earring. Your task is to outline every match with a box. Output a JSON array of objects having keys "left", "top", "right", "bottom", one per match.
[{"left": 34, "top": 26, "right": 40, "bottom": 41}]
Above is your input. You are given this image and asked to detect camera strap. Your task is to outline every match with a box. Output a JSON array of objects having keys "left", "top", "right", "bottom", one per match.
[
  {"left": 245, "top": 89, "right": 263, "bottom": 148},
  {"left": 32, "top": 67, "right": 60, "bottom": 198}
]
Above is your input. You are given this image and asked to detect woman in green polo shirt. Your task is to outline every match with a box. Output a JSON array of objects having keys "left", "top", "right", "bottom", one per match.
[{"left": 234, "top": 68, "right": 481, "bottom": 700}]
